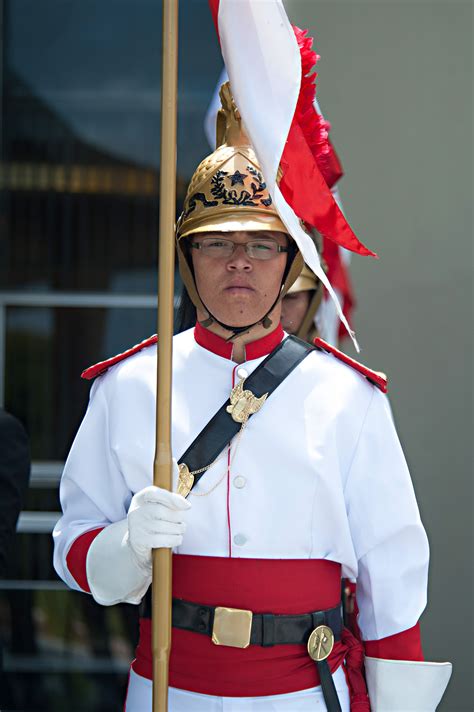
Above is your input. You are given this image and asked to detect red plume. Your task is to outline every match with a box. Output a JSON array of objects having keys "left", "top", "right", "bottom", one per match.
[{"left": 279, "top": 26, "right": 377, "bottom": 258}]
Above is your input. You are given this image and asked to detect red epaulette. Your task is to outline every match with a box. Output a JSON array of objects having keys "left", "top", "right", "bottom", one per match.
[
  {"left": 313, "top": 337, "right": 388, "bottom": 393},
  {"left": 81, "top": 334, "right": 157, "bottom": 380}
]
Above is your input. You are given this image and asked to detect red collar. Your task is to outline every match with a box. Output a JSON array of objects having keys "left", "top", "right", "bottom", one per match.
[{"left": 194, "top": 321, "right": 284, "bottom": 361}]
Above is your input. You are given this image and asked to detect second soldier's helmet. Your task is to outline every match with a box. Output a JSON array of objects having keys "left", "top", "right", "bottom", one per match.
[{"left": 285, "top": 264, "right": 323, "bottom": 342}]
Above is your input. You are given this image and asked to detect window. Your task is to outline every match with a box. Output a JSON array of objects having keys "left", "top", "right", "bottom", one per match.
[{"left": 1, "top": 2, "right": 221, "bottom": 707}]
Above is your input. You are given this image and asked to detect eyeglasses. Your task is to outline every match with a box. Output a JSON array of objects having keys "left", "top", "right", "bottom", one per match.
[{"left": 190, "top": 237, "right": 289, "bottom": 261}]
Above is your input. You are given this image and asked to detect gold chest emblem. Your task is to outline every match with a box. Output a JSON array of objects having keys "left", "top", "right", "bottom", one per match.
[
  {"left": 176, "top": 377, "right": 268, "bottom": 499},
  {"left": 226, "top": 378, "right": 268, "bottom": 424}
]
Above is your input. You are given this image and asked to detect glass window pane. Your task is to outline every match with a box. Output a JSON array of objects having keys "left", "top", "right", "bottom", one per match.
[
  {"left": 1, "top": 587, "right": 138, "bottom": 711},
  {"left": 2, "top": 0, "right": 221, "bottom": 291},
  {"left": 5, "top": 305, "right": 158, "bottom": 459}
]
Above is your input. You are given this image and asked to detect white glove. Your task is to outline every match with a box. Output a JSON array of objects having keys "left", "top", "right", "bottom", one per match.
[
  {"left": 86, "top": 463, "right": 191, "bottom": 606},
  {"left": 126, "top": 485, "right": 191, "bottom": 574}
]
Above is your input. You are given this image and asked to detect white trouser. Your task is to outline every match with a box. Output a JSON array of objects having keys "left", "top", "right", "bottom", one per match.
[{"left": 124, "top": 666, "right": 350, "bottom": 711}]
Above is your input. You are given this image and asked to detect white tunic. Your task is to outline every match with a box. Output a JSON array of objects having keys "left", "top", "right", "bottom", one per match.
[{"left": 53, "top": 327, "right": 428, "bottom": 644}]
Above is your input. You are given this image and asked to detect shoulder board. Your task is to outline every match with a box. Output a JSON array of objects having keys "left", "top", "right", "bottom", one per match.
[
  {"left": 313, "top": 337, "right": 388, "bottom": 393},
  {"left": 81, "top": 334, "right": 157, "bottom": 380}
]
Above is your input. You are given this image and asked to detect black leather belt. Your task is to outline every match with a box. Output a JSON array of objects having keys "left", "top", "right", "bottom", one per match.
[
  {"left": 141, "top": 595, "right": 343, "bottom": 711},
  {"left": 143, "top": 595, "right": 342, "bottom": 646}
]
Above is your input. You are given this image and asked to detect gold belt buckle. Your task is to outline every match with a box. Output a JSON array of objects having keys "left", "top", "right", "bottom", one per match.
[{"left": 212, "top": 606, "right": 253, "bottom": 649}]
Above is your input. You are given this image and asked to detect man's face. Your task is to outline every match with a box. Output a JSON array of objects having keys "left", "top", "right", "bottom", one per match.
[
  {"left": 190, "top": 230, "right": 289, "bottom": 327},
  {"left": 281, "top": 290, "right": 312, "bottom": 335}
]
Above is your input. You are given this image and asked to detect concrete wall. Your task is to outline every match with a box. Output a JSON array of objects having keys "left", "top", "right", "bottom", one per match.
[{"left": 285, "top": 2, "right": 472, "bottom": 709}]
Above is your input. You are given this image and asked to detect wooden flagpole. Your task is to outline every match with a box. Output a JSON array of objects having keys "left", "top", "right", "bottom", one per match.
[{"left": 152, "top": 1, "right": 179, "bottom": 710}]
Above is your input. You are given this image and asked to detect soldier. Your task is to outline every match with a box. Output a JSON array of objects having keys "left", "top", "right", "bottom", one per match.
[
  {"left": 53, "top": 85, "right": 451, "bottom": 711},
  {"left": 281, "top": 263, "right": 323, "bottom": 343}
]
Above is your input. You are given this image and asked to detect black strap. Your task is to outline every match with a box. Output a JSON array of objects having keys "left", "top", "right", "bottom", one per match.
[
  {"left": 317, "top": 658, "right": 342, "bottom": 712},
  {"left": 179, "top": 335, "right": 314, "bottom": 491},
  {"left": 142, "top": 596, "right": 342, "bottom": 646},
  {"left": 311, "top": 611, "right": 343, "bottom": 712}
]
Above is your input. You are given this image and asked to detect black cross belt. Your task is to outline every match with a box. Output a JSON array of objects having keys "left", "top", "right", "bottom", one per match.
[{"left": 178, "top": 335, "right": 314, "bottom": 489}]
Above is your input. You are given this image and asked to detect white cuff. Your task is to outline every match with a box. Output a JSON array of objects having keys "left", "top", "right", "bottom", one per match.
[
  {"left": 365, "top": 657, "right": 452, "bottom": 711},
  {"left": 86, "top": 519, "right": 151, "bottom": 606}
]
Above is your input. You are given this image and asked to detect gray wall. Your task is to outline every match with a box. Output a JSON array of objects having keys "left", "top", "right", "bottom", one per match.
[{"left": 286, "top": 1, "right": 472, "bottom": 710}]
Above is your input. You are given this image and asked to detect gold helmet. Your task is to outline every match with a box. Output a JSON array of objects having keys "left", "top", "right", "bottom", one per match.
[
  {"left": 289, "top": 265, "right": 321, "bottom": 295},
  {"left": 176, "top": 82, "right": 303, "bottom": 329}
]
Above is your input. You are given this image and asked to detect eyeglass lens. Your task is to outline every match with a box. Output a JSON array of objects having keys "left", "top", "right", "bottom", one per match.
[{"left": 195, "top": 237, "right": 283, "bottom": 260}]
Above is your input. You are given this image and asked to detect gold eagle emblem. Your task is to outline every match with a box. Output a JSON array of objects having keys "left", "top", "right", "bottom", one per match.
[
  {"left": 226, "top": 378, "right": 268, "bottom": 424},
  {"left": 177, "top": 463, "right": 194, "bottom": 498}
]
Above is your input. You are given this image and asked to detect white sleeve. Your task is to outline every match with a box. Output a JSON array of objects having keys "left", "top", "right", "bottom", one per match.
[
  {"left": 53, "top": 377, "right": 132, "bottom": 591},
  {"left": 365, "top": 657, "right": 452, "bottom": 711},
  {"left": 344, "top": 387, "right": 430, "bottom": 641}
]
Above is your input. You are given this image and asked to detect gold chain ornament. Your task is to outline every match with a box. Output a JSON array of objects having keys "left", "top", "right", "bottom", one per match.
[{"left": 177, "top": 422, "right": 246, "bottom": 498}]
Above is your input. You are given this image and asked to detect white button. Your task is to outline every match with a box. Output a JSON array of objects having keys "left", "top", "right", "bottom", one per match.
[
  {"left": 237, "top": 368, "right": 248, "bottom": 380},
  {"left": 233, "top": 476, "right": 246, "bottom": 489},
  {"left": 233, "top": 533, "right": 247, "bottom": 546}
]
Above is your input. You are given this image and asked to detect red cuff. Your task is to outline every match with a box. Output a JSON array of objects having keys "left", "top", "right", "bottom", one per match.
[
  {"left": 66, "top": 528, "right": 105, "bottom": 592},
  {"left": 364, "top": 623, "right": 424, "bottom": 661}
]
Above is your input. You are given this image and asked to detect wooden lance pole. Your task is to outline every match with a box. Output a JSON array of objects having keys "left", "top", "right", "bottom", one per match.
[{"left": 152, "top": 1, "right": 179, "bottom": 710}]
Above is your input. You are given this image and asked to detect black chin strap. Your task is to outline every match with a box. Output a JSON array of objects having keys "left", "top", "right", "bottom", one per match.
[
  {"left": 198, "top": 314, "right": 262, "bottom": 343},
  {"left": 198, "top": 290, "right": 282, "bottom": 343}
]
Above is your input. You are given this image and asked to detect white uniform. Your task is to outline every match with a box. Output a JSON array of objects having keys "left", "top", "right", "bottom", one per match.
[
  {"left": 125, "top": 666, "right": 350, "bottom": 711},
  {"left": 53, "top": 326, "right": 431, "bottom": 710}
]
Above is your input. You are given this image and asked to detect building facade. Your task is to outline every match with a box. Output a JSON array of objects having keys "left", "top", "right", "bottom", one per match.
[{"left": 1, "top": 1, "right": 220, "bottom": 709}]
